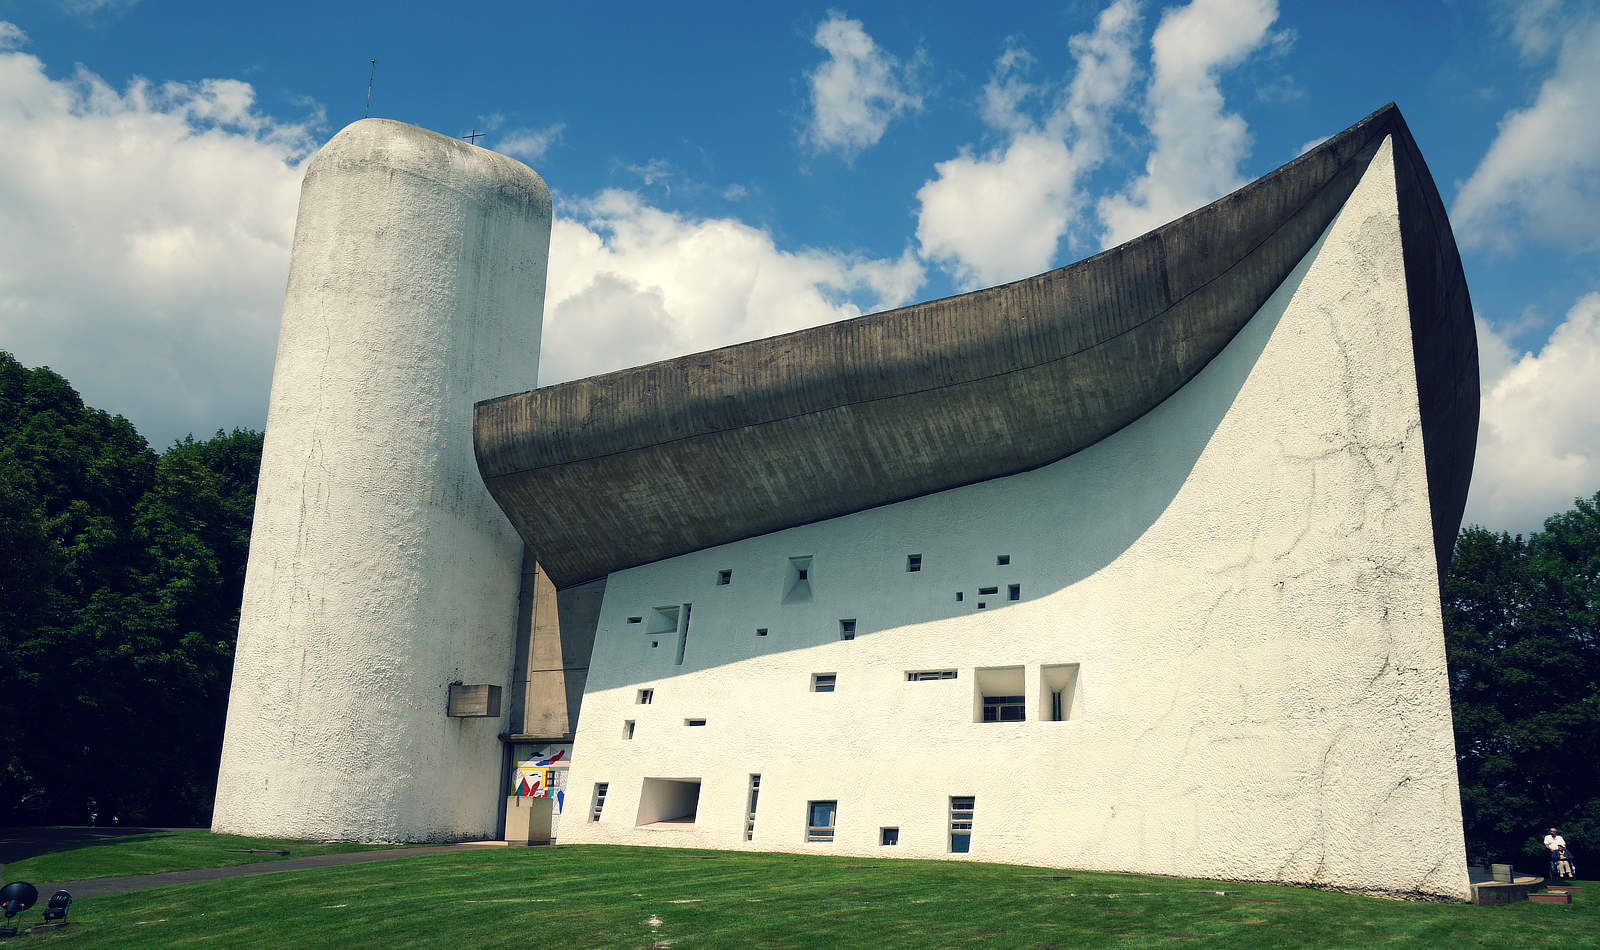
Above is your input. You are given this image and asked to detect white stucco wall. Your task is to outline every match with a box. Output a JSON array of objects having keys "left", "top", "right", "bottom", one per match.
[
  {"left": 560, "top": 138, "right": 1470, "bottom": 899},
  {"left": 213, "top": 119, "right": 550, "bottom": 842}
]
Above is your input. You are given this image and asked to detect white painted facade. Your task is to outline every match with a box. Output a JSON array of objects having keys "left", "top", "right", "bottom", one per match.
[
  {"left": 559, "top": 138, "right": 1470, "bottom": 900},
  {"left": 213, "top": 119, "right": 551, "bottom": 842}
]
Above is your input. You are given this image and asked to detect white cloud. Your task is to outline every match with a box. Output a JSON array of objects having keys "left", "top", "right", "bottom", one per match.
[
  {"left": 495, "top": 123, "right": 564, "bottom": 164},
  {"left": 1465, "top": 293, "right": 1600, "bottom": 535},
  {"left": 1453, "top": 16, "right": 1600, "bottom": 253},
  {"left": 915, "top": 0, "right": 1141, "bottom": 289},
  {"left": 801, "top": 12, "right": 924, "bottom": 159},
  {"left": 0, "top": 39, "right": 313, "bottom": 448},
  {"left": 0, "top": 21, "right": 24, "bottom": 49},
  {"left": 1097, "top": 0, "right": 1278, "bottom": 246},
  {"left": 541, "top": 190, "right": 924, "bottom": 384},
  {"left": 59, "top": 0, "right": 138, "bottom": 16}
]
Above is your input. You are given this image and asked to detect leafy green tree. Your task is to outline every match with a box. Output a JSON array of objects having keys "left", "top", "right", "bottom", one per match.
[
  {"left": 0, "top": 350, "right": 260, "bottom": 825},
  {"left": 1444, "top": 493, "right": 1600, "bottom": 866}
]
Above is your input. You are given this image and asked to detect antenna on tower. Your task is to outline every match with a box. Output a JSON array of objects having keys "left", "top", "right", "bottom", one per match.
[{"left": 364, "top": 59, "right": 377, "bottom": 118}]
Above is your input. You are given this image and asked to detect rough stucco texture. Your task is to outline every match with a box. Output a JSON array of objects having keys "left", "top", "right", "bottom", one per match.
[
  {"left": 560, "top": 138, "right": 1470, "bottom": 899},
  {"left": 212, "top": 119, "right": 551, "bottom": 842}
]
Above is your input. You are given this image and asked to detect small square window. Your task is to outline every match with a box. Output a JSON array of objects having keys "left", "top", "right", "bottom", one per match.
[
  {"left": 806, "top": 800, "right": 837, "bottom": 842},
  {"left": 756, "top": 627, "right": 769, "bottom": 637},
  {"left": 797, "top": 568, "right": 808, "bottom": 581},
  {"left": 812, "top": 673, "right": 837, "bottom": 693},
  {"left": 623, "top": 720, "right": 635, "bottom": 739},
  {"left": 717, "top": 569, "right": 732, "bottom": 586},
  {"left": 977, "top": 602, "right": 986, "bottom": 609},
  {"left": 906, "top": 554, "right": 922, "bottom": 573},
  {"left": 839, "top": 619, "right": 856, "bottom": 641},
  {"left": 880, "top": 827, "right": 899, "bottom": 846},
  {"left": 996, "top": 555, "right": 1010, "bottom": 565},
  {"left": 1008, "top": 584, "right": 1020, "bottom": 601},
  {"left": 637, "top": 688, "right": 654, "bottom": 705},
  {"left": 651, "top": 640, "right": 659, "bottom": 648}
]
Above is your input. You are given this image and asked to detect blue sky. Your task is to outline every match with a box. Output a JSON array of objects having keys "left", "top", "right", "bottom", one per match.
[{"left": 0, "top": 0, "right": 1596, "bottom": 536}]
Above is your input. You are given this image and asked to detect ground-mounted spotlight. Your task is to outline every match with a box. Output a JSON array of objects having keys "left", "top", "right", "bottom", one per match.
[
  {"left": 41, "top": 890, "right": 71, "bottom": 925},
  {"left": 0, "top": 881, "right": 38, "bottom": 938}
]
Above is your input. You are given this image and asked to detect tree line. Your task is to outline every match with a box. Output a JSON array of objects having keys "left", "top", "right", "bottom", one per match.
[{"left": 1, "top": 349, "right": 1595, "bottom": 866}]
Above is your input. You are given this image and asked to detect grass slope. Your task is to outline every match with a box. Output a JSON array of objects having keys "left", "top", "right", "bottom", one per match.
[
  {"left": 4, "top": 830, "right": 397, "bottom": 882},
  {"left": 12, "top": 845, "right": 1598, "bottom": 949}
]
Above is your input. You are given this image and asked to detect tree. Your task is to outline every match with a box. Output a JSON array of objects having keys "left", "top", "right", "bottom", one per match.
[
  {"left": 0, "top": 350, "right": 261, "bottom": 825},
  {"left": 1444, "top": 493, "right": 1600, "bottom": 866}
]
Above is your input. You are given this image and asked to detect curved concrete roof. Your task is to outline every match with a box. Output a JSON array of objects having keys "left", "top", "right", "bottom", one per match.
[{"left": 476, "top": 104, "right": 1477, "bottom": 589}]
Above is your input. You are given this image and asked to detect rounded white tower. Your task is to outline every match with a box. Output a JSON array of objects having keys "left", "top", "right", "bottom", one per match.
[{"left": 213, "top": 119, "right": 550, "bottom": 841}]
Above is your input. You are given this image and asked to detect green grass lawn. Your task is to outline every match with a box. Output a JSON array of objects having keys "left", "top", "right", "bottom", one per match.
[
  {"left": 2, "top": 830, "right": 398, "bottom": 882},
  {"left": 8, "top": 845, "right": 1598, "bottom": 949}
]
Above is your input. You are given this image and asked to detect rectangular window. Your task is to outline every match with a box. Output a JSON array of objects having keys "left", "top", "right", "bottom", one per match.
[
  {"left": 949, "top": 795, "right": 974, "bottom": 852},
  {"left": 623, "top": 720, "right": 635, "bottom": 739},
  {"left": 906, "top": 554, "right": 922, "bottom": 572},
  {"left": 812, "top": 673, "right": 837, "bottom": 693},
  {"left": 880, "top": 827, "right": 899, "bottom": 846},
  {"left": 978, "top": 586, "right": 998, "bottom": 596},
  {"left": 637, "top": 688, "right": 654, "bottom": 705},
  {"left": 806, "top": 800, "right": 837, "bottom": 842},
  {"left": 744, "top": 774, "right": 761, "bottom": 841},
  {"left": 685, "top": 718, "right": 707, "bottom": 726},
  {"left": 839, "top": 619, "right": 856, "bottom": 641},
  {"left": 1038, "top": 663, "right": 1080, "bottom": 722},
  {"left": 756, "top": 627, "right": 769, "bottom": 637},
  {"left": 785, "top": 556, "right": 814, "bottom": 604},
  {"left": 717, "top": 569, "right": 732, "bottom": 586},
  {"left": 975, "top": 666, "right": 1025, "bottom": 723},
  {"left": 906, "top": 670, "right": 957, "bottom": 681},
  {"left": 590, "top": 782, "right": 609, "bottom": 822},
  {"left": 1008, "top": 584, "right": 1020, "bottom": 601},
  {"left": 982, "top": 695, "right": 1026, "bottom": 722},
  {"left": 955, "top": 591, "right": 964, "bottom": 602},
  {"left": 627, "top": 616, "right": 643, "bottom": 624},
  {"left": 996, "top": 555, "right": 1010, "bottom": 565}
]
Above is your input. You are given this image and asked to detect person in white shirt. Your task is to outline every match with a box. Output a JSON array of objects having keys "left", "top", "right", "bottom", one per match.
[{"left": 1545, "top": 828, "right": 1567, "bottom": 878}]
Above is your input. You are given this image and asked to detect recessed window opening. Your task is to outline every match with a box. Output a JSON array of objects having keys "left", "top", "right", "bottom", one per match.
[
  {"left": 623, "top": 720, "right": 635, "bottom": 739},
  {"left": 646, "top": 606, "right": 679, "bottom": 636},
  {"left": 717, "top": 569, "right": 732, "bottom": 586},
  {"left": 978, "top": 586, "right": 998, "bottom": 596},
  {"left": 880, "top": 827, "right": 899, "bottom": 846},
  {"left": 685, "top": 718, "right": 707, "bottom": 726},
  {"left": 907, "top": 670, "right": 957, "bottom": 681},
  {"left": 806, "top": 800, "right": 837, "bottom": 842},
  {"left": 675, "top": 602, "right": 693, "bottom": 666},
  {"left": 745, "top": 774, "right": 761, "bottom": 841},
  {"left": 1008, "top": 584, "right": 1020, "bottom": 601},
  {"left": 637, "top": 688, "right": 654, "bottom": 704},
  {"left": 974, "top": 666, "right": 1026, "bottom": 723},
  {"left": 636, "top": 777, "right": 701, "bottom": 828},
  {"left": 955, "top": 591, "right": 964, "bottom": 602},
  {"left": 1038, "top": 664, "right": 1080, "bottom": 722},
  {"left": 996, "top": 555, "right": 1010, "bottom": 565},
  {"left": 756, "top": 627, "right": 769, "bottom": 637},
  {"left": 651, "top": 640, "right": 659, "bottom": 648},
  {"left": 839, "top": 619, "right": 856, "bottom": 641},
  {"left": 949, "top": 795, "right": 975, "bottom": 852},
  {"left": 627, "top": 616, "right": 643, "bottom": 624},
  {"left": 977, "top": 602, "right": 987, "bottom": 609},
  {"left": 812, "top": 673, "right": 837, "bottom": 693},
  {"left": 784, "top": 556, "right": 814, "bottom": 604},
  {"left": 590, "top": 782, "right": 609, "bottom": 822},
  {"left": 906, "top": 554, "right": 922, "bottom": 573}
]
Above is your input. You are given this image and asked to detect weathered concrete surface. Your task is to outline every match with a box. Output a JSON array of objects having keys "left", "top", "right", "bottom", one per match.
[
  {"left": 213, "top": 119, "right": 550, "bottom": 842},
  {"left": 475, "top": 104, "right": 1476, "bottom": 592},
  {"left": 561, "top": 138, "right": 1471, "bottom": 899},
  {"left": 507, "top": 552, "right": 604, "bottom": 739}
]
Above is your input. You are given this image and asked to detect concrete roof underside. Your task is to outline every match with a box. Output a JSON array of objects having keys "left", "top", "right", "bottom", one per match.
[{"left": 475, "top": 103, "right": 1478, "bottom": 590}]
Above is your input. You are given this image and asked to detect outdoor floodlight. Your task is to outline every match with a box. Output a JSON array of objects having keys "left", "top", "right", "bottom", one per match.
[
  {"left": 42, "top": 890, "right": 71, "bottom": 923},
  {"left": 0, "top": 881, "right": 38, "bottom": 938}
]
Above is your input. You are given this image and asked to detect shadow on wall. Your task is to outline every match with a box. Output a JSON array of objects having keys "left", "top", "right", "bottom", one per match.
[{"left": 578, "top": 237, "right": 1313, "bottom": 691}]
